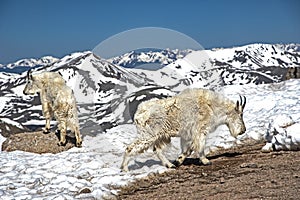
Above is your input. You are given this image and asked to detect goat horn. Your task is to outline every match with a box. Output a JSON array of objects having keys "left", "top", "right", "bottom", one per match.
[
  {"left": 27, "top": 70, "right": 30, "bottom": 77},
  {"left": 27, "top": 69, "right": 32, "bottom": 79},
  {"left": 239, "top": 95, "right": 246, "bottom": 110}
]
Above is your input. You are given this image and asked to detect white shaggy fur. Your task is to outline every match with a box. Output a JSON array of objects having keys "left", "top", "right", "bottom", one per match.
[
  {"left": 121, "top": 88, "right": 246, "bottom": 172},
  {"left": 23, "top": 71, "right": 82, "bottom": 147}
]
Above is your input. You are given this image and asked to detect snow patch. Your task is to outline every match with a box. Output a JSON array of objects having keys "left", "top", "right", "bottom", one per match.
[{"left": 262, "top": 114, "right": 300, "bottom": 152}]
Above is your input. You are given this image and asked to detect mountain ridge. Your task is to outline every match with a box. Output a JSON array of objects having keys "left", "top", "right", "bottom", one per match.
[
  {"left": 0, "top": 43, "right": 299, "bottom": 137},
  {"left": 2, "top": 43, "right": 299, "bottom": 72}
]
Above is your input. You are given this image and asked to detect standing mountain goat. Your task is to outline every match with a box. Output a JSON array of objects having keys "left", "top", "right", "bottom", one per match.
[
  {"left": 121, "top": 88, "right": 246, "bottom": 172},
  {"left": 23, "top": 71, "right": 82, "bottom": 147}
]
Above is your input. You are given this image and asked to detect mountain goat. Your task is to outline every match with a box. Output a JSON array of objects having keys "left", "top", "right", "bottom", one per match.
[
  {"left": 23, "top": 71, "right": 82, "bottom": 147},
  {"left": 121, "top": 88, "right": 246, "bottom": 172}
]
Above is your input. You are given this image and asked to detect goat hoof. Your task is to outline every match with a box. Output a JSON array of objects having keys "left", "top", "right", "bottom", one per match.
[
  {"left": 42, "top": 128, "right": 50, "bottom": 134},
  {"left": 203, "top": 161, "right": 212, "bottom": 166},
  {"left": 120, "top": 167, "right": 129, "bottom": 172},
  {"left": 76, "top": 141, "right": 82, "bottom": 148},
  {"left": 57, "top": 141, "right": 67, "bottom": 146},
  {"left": 172, "top": 160, "right": 181, "bottom": 167},
  {"left": 166, "top": 163, "right": 176, "bottom": 169}
]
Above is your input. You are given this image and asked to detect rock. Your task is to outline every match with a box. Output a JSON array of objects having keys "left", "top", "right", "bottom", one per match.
[
  {"left": 261, "top": 143, "right": 273, "bottom": 153},
  {"left": 219, "top": 177, "right": 225, "bottom": 184},
  {"left": 285, "top": 67, "right": 300, "bottom": 80},
  {"left": 240, "top": 163, "right": 258, "bottom": 168},
  {"left": 1, "top": 131, "right": 77, "bottom": 154},
  {"left": 202, "top": 172, "right": 208, "bottom": 177},
  {"left": 78, "top": 188, "right": 92, "bottom": 194},
  {"left": 0, "top": 118, "right": 29, "bottom": 138}
]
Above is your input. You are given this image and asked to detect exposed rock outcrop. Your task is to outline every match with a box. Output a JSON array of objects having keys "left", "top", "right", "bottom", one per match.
[
  {"left": 0, "top": 118, "right": 29, "bottom": 138},
  {"left": 285, "top": 67, "right": 300, "bottom": 80}
]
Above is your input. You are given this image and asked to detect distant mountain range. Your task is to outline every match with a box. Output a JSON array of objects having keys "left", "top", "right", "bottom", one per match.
[
  {"left": 0, "top": 43, "right": 299, "bottom": 137},
  {"left": 108, "top": 49, "right": 192, "bottom": 69},
  {"left": 0, "top": 56, "right": 59, "bottom": 74}
]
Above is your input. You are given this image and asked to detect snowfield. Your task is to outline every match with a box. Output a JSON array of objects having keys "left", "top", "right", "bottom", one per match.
[{"left": 1, "top": 79, "right": 300, "bottom": 199}]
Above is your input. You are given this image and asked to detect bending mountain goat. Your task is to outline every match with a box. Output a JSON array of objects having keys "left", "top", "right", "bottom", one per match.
[
  {"left": 23, "top": 71, "right": 82, "bottom": 147},
  {"left": 121, "top": 88, "right": 246, "bottom": 172}
]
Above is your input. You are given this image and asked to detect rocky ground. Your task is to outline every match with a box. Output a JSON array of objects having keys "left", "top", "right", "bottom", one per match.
[
  {"left": 117, "top": 143, "right": 300, "bottom": 200},
  {"left": 2, "top": 131, "right": 76, "bottom": 154}
]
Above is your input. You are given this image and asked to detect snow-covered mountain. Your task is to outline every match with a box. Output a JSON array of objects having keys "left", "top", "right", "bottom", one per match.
[
  {"left": 0, "top": 56, "right": 59, "bottom": 74},
  {"left": 275, "top": 43, "right": 300, "bottom": 52},
  {"left": 0, "top": 51, "right": 174, "bottom": 136},
  {"left": 109, "top": 43, "right": 299, "bottom": 69},
  {"left": 129, "top": 44, "right": 299, "bottom": 89},
  {"left": 2, "top": 56, "right": 59, "bottom": 69},
  {"left": 108, "top": 49, "right": 192, "bottom": 69},
  {"left": 0, "top": 43, "right": 299, "bottom": 137}
]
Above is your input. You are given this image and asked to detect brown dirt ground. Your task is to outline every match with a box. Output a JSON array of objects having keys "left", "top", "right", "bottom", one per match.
[
  {"left": 116, "top": 142, "right": 300, "bottom": 200},
  {"left": 1, "top": 131, "right": 77, "bottom": 154}
]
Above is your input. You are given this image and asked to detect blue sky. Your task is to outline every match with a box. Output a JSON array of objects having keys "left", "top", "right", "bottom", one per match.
[{"left": 0, "top": 0, "right": 299, "bottom": 64}]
